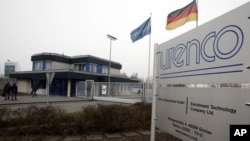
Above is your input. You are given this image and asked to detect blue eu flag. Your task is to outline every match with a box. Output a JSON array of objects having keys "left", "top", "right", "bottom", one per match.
[{"left": 130, "top": 17, "right": 151, "bottom": 43}]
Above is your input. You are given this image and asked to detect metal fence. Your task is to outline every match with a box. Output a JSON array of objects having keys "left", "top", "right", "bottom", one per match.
[{"left": 75, "top": 81, "right": 152, "bottom": 103}]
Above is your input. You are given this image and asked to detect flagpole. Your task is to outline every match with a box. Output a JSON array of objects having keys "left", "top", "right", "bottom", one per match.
[
  {"left": 150, "top": 44, "right": 158, "bottom": 141},
  {"left": 149, "top": 13, "right": 155, "bottom": 141},
  {"left": 147, "top": 13, "right": 152, "bottom": 88},
  {"left": 196, "top": 0, "right": 198, "bottom": 27}
]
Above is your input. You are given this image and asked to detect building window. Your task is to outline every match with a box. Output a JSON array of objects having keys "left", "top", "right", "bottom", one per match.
[
  {"left": 34, "top": 60, "right": 52, "bottom": 70},
  {"left": 45, "top": 61, "right": 52, "bottom": 70},
  {"left": 102, "top": 66, "right": 108, "bottom": 74},
  {"left": 90, "top": 63, "right": 97, "bottom": 73},
  {"left": 74, "top": 63, "right": 86, "bottom": 71},
  {"left": 34, "top": 61, "right": 42, "bottom": 70}
]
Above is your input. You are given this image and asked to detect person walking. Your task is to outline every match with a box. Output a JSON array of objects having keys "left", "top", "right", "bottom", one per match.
[
  {"left": 3, "top": 82, "right": 11, "bottom": 100},
  {"left": 31, "top": 84, "right": 38, "bottom": 97},
  {"left": 11, "top": 83, "right": 18, "bottom": 101}
]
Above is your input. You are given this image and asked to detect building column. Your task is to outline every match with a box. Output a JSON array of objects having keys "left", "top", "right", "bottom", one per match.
[{"left": 67, "top": 79, "right": 71, "bottom": 97}]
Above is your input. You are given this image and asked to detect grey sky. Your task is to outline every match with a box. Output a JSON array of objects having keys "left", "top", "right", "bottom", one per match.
[{"left": 0, "top": 0, "right": 249, "bottom": 79}]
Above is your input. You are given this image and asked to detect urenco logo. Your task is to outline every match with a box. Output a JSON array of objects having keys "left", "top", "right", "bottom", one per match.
[
  {"left": 159, "top": 25, "right": 244, "bottom": 79},
  {"left": 160, "top": 25, "right": 243, "bottom": 69}
]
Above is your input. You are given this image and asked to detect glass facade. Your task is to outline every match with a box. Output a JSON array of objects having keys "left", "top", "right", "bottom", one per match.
[
  {"left": 50, "top": 79, "right": 67, "bottom": 96},
  {"left": 102, "top": 66, "right": 108, "bottom": 74},
  {"left": 45, "top": 61, "right": 52, "bottom": 70},
  {"left": 34, "top": 61, "right": 42, "bottom": 70},
  {"left": 90, "top": 63, "right": 97, "bottom": 73}
]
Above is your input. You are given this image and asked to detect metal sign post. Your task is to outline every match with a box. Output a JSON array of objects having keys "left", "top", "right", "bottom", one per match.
[{"left": 46, "top": 72, "right": 55, "bottom": 105}]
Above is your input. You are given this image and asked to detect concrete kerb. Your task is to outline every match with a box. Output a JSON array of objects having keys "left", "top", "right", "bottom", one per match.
[
  {"left": 104, "top": 133, "right": 123, "bottom": 139},
  {"left": 86, "top": 134, "right": 103, "bottom": 140},
  {"left": 122, "top": 131, "right": 140, "bottom": 137},
  {"left": 64, "top": 136, "right": 82, "bottom": 141}
]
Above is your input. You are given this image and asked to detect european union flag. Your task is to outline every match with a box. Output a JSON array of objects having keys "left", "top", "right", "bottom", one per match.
[{"left": 130, "top": 17, "right": 151, "bottom": 43}]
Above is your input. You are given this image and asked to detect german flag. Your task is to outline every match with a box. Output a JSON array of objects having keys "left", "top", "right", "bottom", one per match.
[{"left": 166, "top": 0, "right": 198, "bottom": 30}]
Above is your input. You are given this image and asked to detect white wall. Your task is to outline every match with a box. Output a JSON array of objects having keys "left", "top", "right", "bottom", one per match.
[
  {"left": 110, "top": 68, "right": 120, "bottom": 75},
  {"left": 17, "top": 79, "right": 31, "bottom": 93},
  {"left": 52, "top": 61, "right": 71, "bottom": 70}
]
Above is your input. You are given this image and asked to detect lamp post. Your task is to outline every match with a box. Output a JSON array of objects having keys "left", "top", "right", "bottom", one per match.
[{"left": 107, "top": 34, "right": 117, "bottom": 96}]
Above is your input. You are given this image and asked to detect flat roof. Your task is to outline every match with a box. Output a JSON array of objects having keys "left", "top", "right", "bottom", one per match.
[
  {"left": 31, "top": 52, "right": 122, "bottom": 69},
  {"left": 10, "top": 70, "right": 138, "bottom": 83}
]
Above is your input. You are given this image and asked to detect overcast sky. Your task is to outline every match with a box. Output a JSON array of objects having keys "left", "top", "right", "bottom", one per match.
[{"left": 0, "top": 0, "right": 249, "bottom": 79}]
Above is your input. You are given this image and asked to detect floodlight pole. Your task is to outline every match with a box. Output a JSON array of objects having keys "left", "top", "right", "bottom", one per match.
[{"left": 107, "top": 34, "right": 117, "bottom": 97}]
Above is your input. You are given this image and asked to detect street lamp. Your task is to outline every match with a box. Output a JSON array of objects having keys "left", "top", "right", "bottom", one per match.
[{"left": 107, "top": 34, "right": 117, "bottom": 96}]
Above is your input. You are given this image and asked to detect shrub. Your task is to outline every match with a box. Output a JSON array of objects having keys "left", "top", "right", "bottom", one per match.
[
  {"left": 0, "top": 102, "right": 152, "bottom": 136},
  {"left": 79, "top": 102, "right": 152, "bottom": 133}
]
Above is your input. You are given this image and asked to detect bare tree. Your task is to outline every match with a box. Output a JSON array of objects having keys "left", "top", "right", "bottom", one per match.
[
  {"left": 120, "top": 72, "right": 128, "bottom": 78},
  {"left": 130, "top": 72, "right": 138, "bottom": 79}
]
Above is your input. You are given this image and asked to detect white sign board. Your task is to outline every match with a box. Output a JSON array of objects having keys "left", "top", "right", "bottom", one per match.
[
  {"left": 155, "top": 2, "right": 250, "bottom": 141},
  {"left": 46, "top": 72, "right": 55, "bottom": 85},
  {"left": 157, "top": 87, "right": 250, "bottom": 141},
  {"left": 158, "top": 2, "right": 250, "bottom": 84},
  {"left": 102, "top": 85, "right": 107, "bottom": 95}
]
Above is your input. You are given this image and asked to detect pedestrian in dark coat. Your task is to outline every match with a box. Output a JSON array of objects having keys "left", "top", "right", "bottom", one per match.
[
  {"left": 3, "top": 82, "right": 11, "bottom": 100},
  {"left": 31, "top": 84, "right": 38, "bottom": 97},
  {"left": 11, "top": 83, "right": 18, "bottom": 101}
]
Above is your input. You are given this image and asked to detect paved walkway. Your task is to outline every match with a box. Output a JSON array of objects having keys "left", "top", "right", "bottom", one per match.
[
  {"left": 0, "top": 95, "right": 134, "bottom": 113},
  {"left": 0, "top": 95, "right": 91, "bottom": 105}
]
